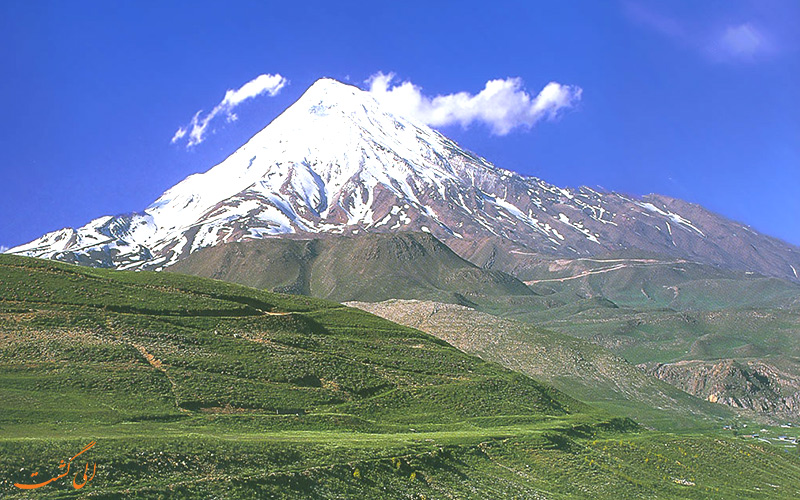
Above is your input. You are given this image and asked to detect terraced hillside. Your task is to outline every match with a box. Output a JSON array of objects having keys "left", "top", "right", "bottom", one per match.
[{"left": 3, "top": 255, "right": 800, "bottom": 498}]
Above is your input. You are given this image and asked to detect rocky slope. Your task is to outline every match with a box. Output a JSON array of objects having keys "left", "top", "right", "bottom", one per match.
[{"left": 642, "top": 358, "right": 800, "bottom": 420}]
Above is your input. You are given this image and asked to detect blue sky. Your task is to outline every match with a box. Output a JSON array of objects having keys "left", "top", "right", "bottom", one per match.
[{"left": 0, "top": 0, "right": 798, "bottom": 249}]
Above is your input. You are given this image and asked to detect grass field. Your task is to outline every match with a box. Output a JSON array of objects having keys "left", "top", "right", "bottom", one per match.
[{"left": 3, "top": 254, "right": 800, "bottom": 498}]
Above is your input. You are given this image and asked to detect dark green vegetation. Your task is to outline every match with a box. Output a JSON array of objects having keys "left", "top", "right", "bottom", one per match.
[
  {"left": 4, "top": 255, "right": 800, "bottom": 497},
  {"left": 167, "top": 232, "right": 532, "bottom": 306}
]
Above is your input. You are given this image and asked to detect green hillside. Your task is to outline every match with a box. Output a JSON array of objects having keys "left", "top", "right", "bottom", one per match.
[
  {"left": 3, "top": 254, "right": 800, "bottom": 497},
  {"left": 169, "top": 233, "right": 800, "bottom": 424},
  {"left": 167, "top": 232, "right": 533, "bottom": 305},
  {"left": 349, "top": 299, "right": 744, "bottom": 431}
]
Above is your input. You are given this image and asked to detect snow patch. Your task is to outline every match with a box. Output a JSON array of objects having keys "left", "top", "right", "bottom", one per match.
[
  {"left": 638, "top": 202, "right": 705, "bottom": 237},
  {"left": 557, "top": 213, "right": 600, "bottom": 244}
]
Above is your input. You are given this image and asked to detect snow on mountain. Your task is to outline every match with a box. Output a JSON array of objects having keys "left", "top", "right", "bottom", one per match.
[{"left": 8, "top": 78, "right": 800, "bottom": 281}]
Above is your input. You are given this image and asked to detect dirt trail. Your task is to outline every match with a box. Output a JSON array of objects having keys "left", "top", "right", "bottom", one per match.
[
  {"left": 524, "top": 259, "right": 687, "bottom": 285},
  {"left": 524, "top": 263, "right": 630, "bottom": 284},
  {"left": 132, "top": 342, "right": 189, "bottom": 412}
]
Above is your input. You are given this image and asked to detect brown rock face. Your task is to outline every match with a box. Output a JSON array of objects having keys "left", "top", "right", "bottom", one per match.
[{"left": 641, "top": 358, "right": 800, "bottom": 419}]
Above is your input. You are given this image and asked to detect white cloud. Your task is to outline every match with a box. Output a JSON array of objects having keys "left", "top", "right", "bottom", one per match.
[
  {"left": 366, "top": 73, "right": 581, "bottom": 135},
  {"left": 711, "top": 23, "right": 770, "bottom": 61},
  {"left": 624, "top": 3, "right": 775, "bottom": 63},
  {"left": 172, "top": 73, "right": 288, "bottom": 147},
  {"left": 0, "top": 245, "right": 8, "bottom": 253}
]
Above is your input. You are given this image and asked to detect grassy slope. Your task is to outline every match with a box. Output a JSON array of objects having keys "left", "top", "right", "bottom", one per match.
[
  {"left": 348, "top": 299, "right": 744, "bottom": 431},
  {"left": 169, "top": 235, "right": 800, "bottom": 424},
  {"left": 465, "top": 255, "right": 800, "bottom": 424},
  {"left": 1, "top": 255, "right": 800, "bottom": 497},
  {"left": 487, "top": 257, "right": 800, "bottom": 367},
  {"left": 166, "top": 232, "right": 533, "bottom": 305},
  {"left": 169, "top": 238, "right": 800, "bottom": 369}
]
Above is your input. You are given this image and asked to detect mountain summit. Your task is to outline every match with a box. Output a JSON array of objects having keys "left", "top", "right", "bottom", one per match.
[{"left": 9, "top": 78, "right": 800, "bottom": 280}]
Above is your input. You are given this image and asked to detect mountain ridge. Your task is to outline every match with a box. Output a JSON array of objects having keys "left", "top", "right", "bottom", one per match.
[
  {"left": 8, "top": 77, "right": 800, "bottom": 282},
  {"left": 166, "top": 231, "right": 533, "bottom": 305}
]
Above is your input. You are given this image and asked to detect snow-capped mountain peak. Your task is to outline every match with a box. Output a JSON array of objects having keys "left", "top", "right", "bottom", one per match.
[
  {"left": 8, "top": 78, "right": 800, "bottom": 281},
  {"left": 144, "top": 78, "right": 463, "bottom": 243}
]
